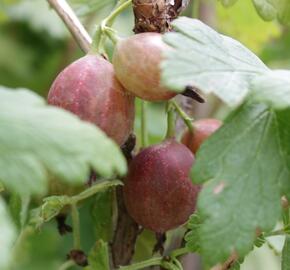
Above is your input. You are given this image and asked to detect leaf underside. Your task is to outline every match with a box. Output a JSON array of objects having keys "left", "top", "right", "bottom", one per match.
[
  {"left": 0, "top": 87, "right": 126, "bottom": 196},
  {"left": 161, "top": 17, "right": 268, "bottom": 106},
  {"left": 189, "top": 102, "right": 290, "bottom": 265}
]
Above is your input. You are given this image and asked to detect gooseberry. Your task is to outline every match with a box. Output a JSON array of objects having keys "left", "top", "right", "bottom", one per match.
[
  {"left": 123, "top": 139, "right": 200, "bottom": 233},
  {"left": 48, "top": 54, "right": 135, "bottom": 146}
]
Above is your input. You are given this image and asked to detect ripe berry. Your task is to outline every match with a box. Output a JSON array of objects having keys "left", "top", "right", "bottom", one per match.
[
  {"left": 123, "top": 139, "right": 200, "bottom": 233},
  {"left": 48, "top": 54, "right": 135, "bottom": 145},
  {"left": 113, "top": 33, "right": 176, "bottom": 101},
  {"left": 182, "top": 118, "right": 222, "bottom": 154}
]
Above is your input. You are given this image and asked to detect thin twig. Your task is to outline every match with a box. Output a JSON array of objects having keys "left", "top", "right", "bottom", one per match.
[
  {"left": 47, "top": 0, "right": 92, "bottom": 53},
  {"left": 71, "top": 203, "right": 81, "bottom": 249}
]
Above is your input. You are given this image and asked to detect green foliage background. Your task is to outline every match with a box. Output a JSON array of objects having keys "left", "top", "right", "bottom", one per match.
[{"left": 0, "top": 0, "right": 290, "bottom": 269}]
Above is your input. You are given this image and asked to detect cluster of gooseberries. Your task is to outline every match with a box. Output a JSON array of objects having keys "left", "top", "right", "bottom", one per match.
[{"left": 47, "top": 31, "right": 221, "bottom": 233}]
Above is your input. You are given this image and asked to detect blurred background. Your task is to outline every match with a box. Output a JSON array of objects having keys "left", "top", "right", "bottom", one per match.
[{"left": 0, "top": 0, "right": 289, "bottom": 269}]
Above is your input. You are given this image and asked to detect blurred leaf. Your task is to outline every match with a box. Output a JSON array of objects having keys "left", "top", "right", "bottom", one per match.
[
  {"left": 9, "top": 193, "right": 22, "bottom": 229},
  {"left": 252, "top": 0, "right": 277, "bottom": 20},
  {"left": 7, "top": 0, "right": 68, "bottom": 38},
  {"left": 0, "top": 197, "right": 16, "bottom": 269},
  {"left": 278, "top": 0, "right": 290, "bottom": 25},
  {"left": 185, "top": 213, "right": 201, "bottom": 253},
  {"left": 189, "top": 102, "right": 290, "bottom": 266},
  {"left": 217, "top": 0, "right": 280, "bottom": 53},
  {"left": 219, "top": 0, "right": 239, "bottom": 7},
  {"left": 11, "top": 224, "right": 71, "bottom": 270},
  {"left": 85, "top": 240, "right": 110, "bottom": 270},
  {"left": 0, "top": 30, "right": 34, "bottom": 79},
  {"left": 250, "top": 70, "right": 290, "bottom": 109},
  {"left": 231, "top": 261, "right": 241, "bottom": 270},
  {"left": 162, "top": 17, "right": 268, "bottom": 106},
  {"left": 0, "top": 87, "right": 126, "bottom": 196},
  {"left": 252, "top": 0, "right": 290, "bottom": 25},
  {"left": 260, "top": 30, "right": 290, "bottom": 68},
  {"left": 0, "top": 183, "right": 4, "bottom": 192},
  {"left": 69, "top": 0, "right": 115, "bottom": 16},
  {"left": 282, "top": 236, "right": 290, "bottom": 270},
  {"left": 218, "top": 0, "right": 290, "bottom": 25},
  {"left": 91, "top": 190, "right": 114, "bottom": 242},
  {"left": 133, "top": 230, "right": 156, "bottom": 262}
]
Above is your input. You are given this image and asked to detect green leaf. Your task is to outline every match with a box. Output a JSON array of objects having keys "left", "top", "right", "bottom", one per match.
[
  {"left": 133, "top": 230, "right": 156, "bottom": 262},
  {"left": 91, "top": 190, "right": 114, "bottom": 242},
  {"left": 0, "top": 87, "right": 126, "bottom": 196},
  {"left": 252, "top": 0, "right": 277, "bottom": 21},
  {"left": 7, "top": 0, "right": 68, "bottom": 39},
  {"left": 219, "top": 0, "right": 239, "bottom": 7},
  {"left": 85, "top": 240, "right": 110, "bottom": 270},
  {"left": 0, "top": 197, "right": 16, "bottom": 269},
  {"left": 250, "top": 70, "right": 290, "bottom": 109},
  {"left": 161, "top": 17, "right": 268, "bottom": 106},
  {"left": 0, "top": 182, "right": 4, "bottom": 193},
  {"left": 185, "top": 213, "right": 201, "bottom": 252},
  {"left": 282, "top": 236, "right": 290, "bottom": 270},
  {"left": 189, "top": 102, "right": 290, "bottom": 266},
  {"left": 69, "top": 0, "right": 115, "bottom": 16},
  {"left": 252, "top": 0, "right": 290, "bottom": 24},
  {"left": 278, "top": 0, "right": 290, "bottom": 25},
  {"left": 9, "top": 193, "right": 22, "bottom": 229}
]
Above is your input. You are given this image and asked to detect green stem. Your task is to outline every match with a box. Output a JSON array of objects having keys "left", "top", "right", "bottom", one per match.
[
  {"left": 91, "top": 0, "right": 131, "bottom": 53},
  {"left": 119, "top": 257, "right": 163, "bottom": 270},
  {"left": 71, "top": 180, "right": 122, "bottom": 204},
  {"left": 71, "top": 203, "right": 81, "bottom": 249},
  {"left": 171, "top": 101, "right": 194, "bottom": 133},
  {"left": 170, "top": 247, "right": 189, "bottom": 258},
  {"left": 119, "top": 247, "right": 189, "bottom": 270},
  {"left": 265, "top": 229, "right": 287, "bottom": 237},
  {"left": 20, "top": 194, "right": 30, "bottom": 227},
  {"left": 166, "top": 102, "right": 176, "bottom": 139},
  {"left": 103, "top": 0, "right": 132, "bottom": 27},
  {"left": 58, "top": 260, "right": 75, "bottom": 270},
  {"left": 282, "top": 199, "right": 290, "bottom": 226},
  {"left": 104, "top": 27, "right": 121, "bottom": 44},
  {"left": 161, "top": 261, "right": 179, "bottom": 270},
  {"left": 141, "top": 101, "right": 148, "bottom": 148}
]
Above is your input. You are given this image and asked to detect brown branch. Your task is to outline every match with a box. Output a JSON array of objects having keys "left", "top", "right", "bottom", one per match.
[
  {"left": 132, "top": 0, "right": 189, "bottom": 33},
  {"left": 111, "top": 134, "right": 141, "bottom": 268},
  {"left": 111, "top": 187, "right": 142, "bottom": 267},
  {"left": 47, "top": 0, "right": 92, "bottom": 53}
]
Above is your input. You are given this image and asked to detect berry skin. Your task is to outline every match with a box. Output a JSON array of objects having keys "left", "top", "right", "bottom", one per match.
[
  {"left": 48, "top": 54, "right": 135, "bottom": 146},
  {"left": 113, "top": 33, "right": 176, "bottom": 101},
  {"left": 182, "top": 118, "right": 222, "bottom": 154},
  {"left": 123, "top": 139, "right": 200, "bottom": 233}
]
